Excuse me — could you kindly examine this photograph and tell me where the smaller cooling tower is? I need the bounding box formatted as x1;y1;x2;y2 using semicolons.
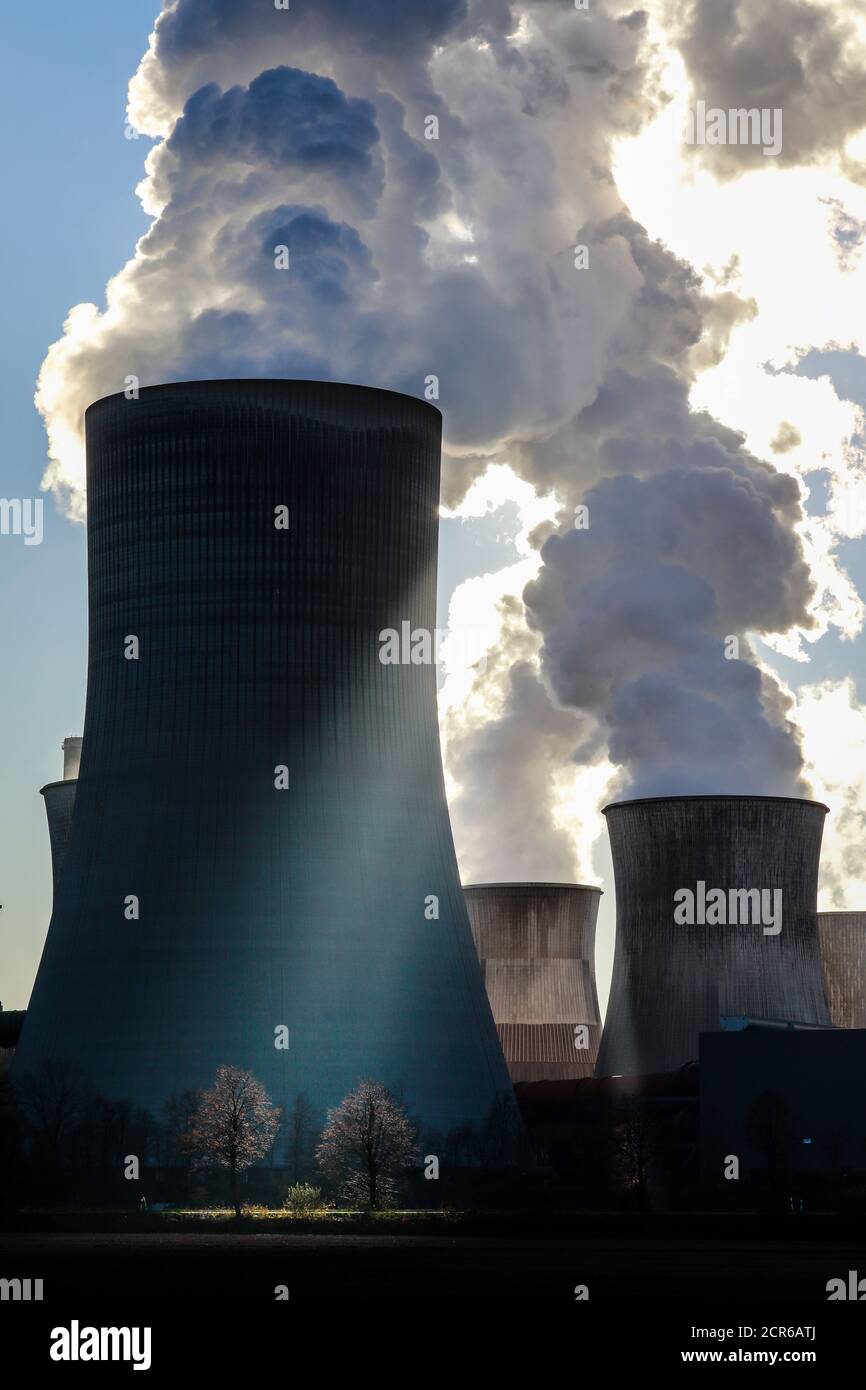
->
40;737;81;902
463;882;603;1081
597;796;831;1078
62;737;83;781
817;912;866;1028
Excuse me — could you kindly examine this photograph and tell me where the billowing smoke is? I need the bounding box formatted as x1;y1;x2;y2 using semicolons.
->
40;0;656;514
519;214;815;799
670;0;866;179
37;0;839;875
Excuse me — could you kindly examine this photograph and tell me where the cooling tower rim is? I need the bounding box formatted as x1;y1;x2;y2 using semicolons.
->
602;794;829;815
464;881;602;893
817;910;866;918
40;780;78;795
85;378;442;422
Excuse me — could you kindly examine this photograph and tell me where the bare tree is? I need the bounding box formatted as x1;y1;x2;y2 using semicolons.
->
14;1059;89;1163
315;1080;417;1210
161;1090;199;1170
614;1100;656;1208
444;1121;479;1167
187;1066;281;1217
480;1089;523;1165
288;1090;317;1182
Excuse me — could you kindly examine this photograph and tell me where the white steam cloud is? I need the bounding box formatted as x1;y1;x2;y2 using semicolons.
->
35;0;866;884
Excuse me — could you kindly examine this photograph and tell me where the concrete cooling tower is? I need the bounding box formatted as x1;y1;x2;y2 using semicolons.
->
464;883;602;1081
596;796;831;1078
15;380;511;1132
40;738;81;902
817;912;866;1028
62;736;83;780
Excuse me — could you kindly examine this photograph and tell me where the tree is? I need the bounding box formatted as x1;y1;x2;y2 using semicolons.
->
14;1058;89;1164
315;1080;417;1209
187;1066;281;1217
480;1089;524;1165
161;1090;200;1172
287;1090;317;1182
0;1076;27;1213
614;1100;657;1208
443;1121;479;1167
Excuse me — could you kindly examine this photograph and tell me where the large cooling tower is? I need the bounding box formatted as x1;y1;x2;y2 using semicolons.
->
464;883;602;1081
15;380;511;1131
596;796;831;1078
40;739;80;901
817;912;866;1028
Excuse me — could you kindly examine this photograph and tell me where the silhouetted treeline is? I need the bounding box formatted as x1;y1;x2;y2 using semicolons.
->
4;1060;864;1216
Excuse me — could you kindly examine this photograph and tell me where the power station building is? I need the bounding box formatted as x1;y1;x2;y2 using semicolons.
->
464;883;602;1081
14;380;512;1132
817;912;866;1029
596;796;832;1078
40;737;81;902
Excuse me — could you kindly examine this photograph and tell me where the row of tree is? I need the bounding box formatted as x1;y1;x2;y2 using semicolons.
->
6;1060;846;1214
189;1067;422;1216
3;1061;525;1215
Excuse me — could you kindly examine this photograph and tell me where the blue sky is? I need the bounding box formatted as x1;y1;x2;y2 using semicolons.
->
1;3;160;1006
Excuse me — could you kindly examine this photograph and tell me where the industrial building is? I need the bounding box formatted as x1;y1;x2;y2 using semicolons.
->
464;882;602;1081
700;1025;866;1190
14;380;512;1132
596;796;831;1078
40;737;80;902
817;912;866;1029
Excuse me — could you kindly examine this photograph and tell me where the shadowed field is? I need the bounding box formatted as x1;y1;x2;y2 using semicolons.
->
2;1231;862;1302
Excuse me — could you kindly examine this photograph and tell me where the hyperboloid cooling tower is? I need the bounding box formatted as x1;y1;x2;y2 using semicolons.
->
40;738;80;902
62;736;83;780
464;883;602;1081
596;796;831;1078
817;912;866;1028
15;380;511;1131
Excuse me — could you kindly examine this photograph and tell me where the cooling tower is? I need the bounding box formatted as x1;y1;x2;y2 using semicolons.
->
62;736;83;780
464;883;602;1081
15;380;511;1132
596;796;831;1078
40;782;77;902
40;739;81;902
817;912;866;1028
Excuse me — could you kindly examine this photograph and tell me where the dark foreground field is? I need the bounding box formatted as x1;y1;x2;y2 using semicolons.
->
3;1229;864;1302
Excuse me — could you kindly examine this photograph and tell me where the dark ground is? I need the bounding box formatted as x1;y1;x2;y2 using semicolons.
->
3;1230;864;1301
